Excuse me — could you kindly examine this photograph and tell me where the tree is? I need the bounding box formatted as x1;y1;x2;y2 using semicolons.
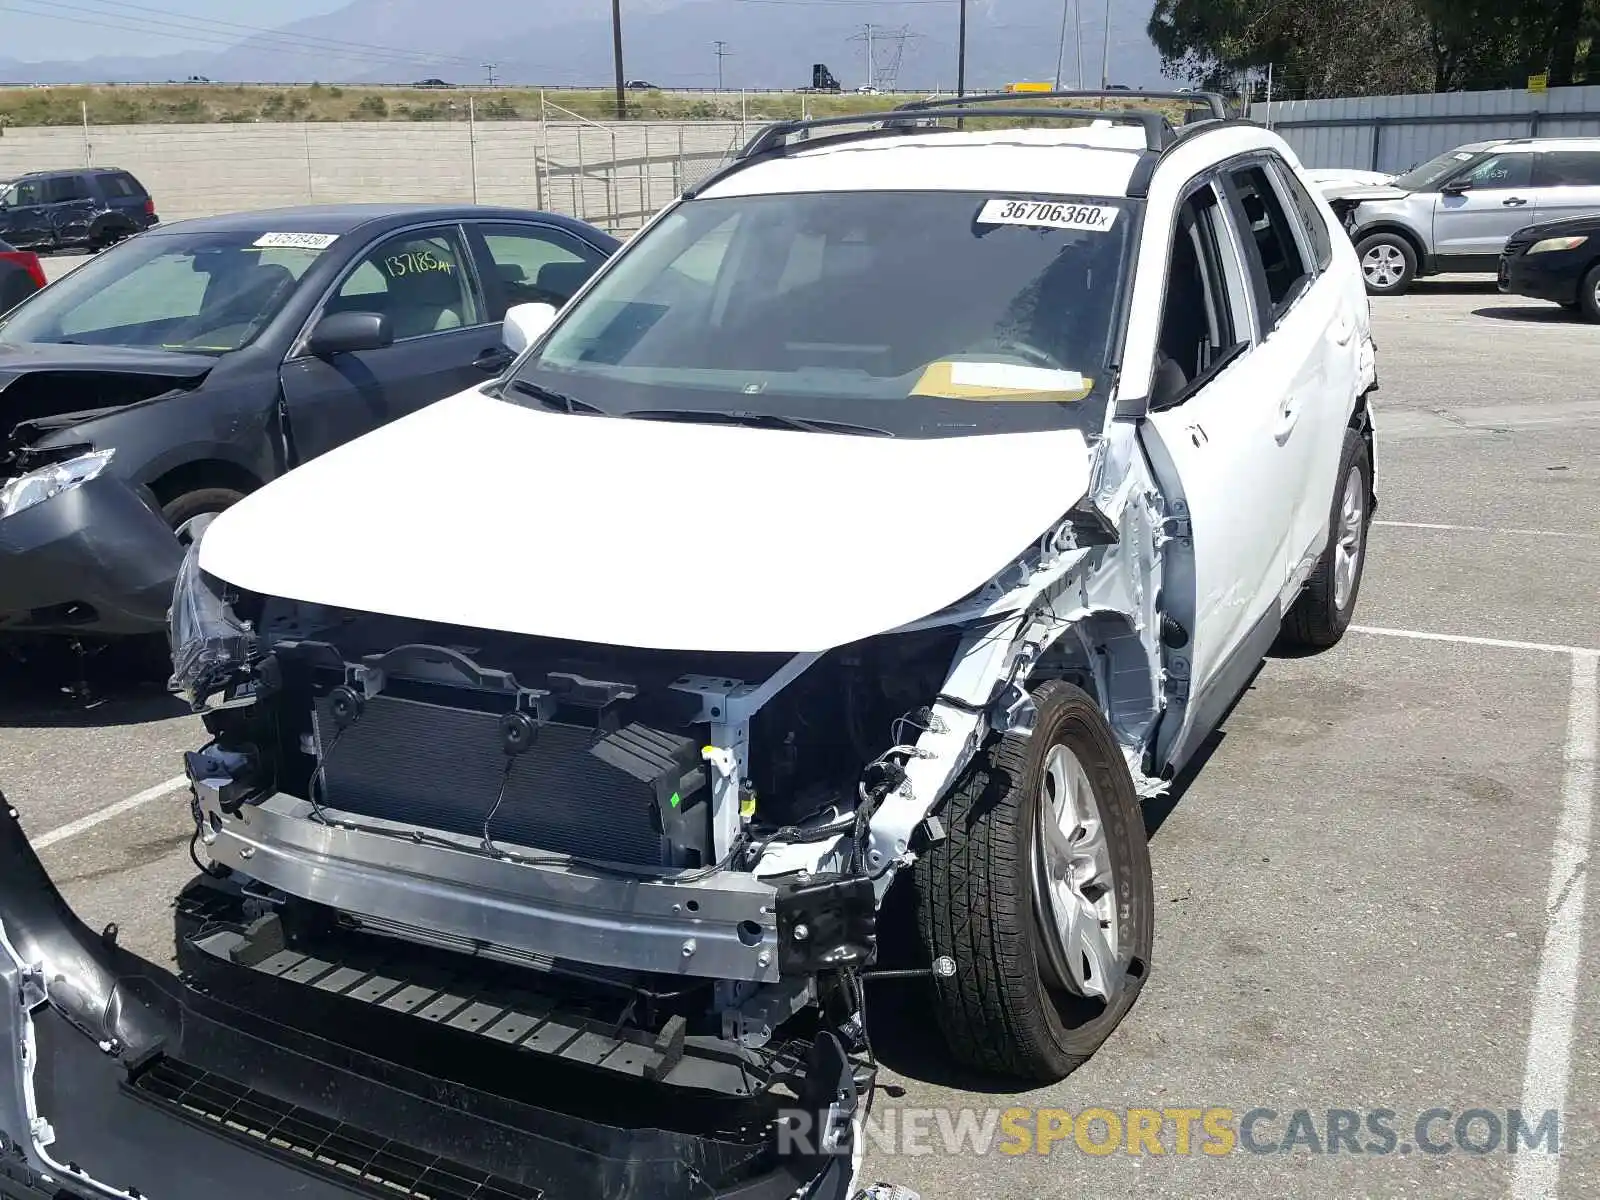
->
1149;0;1600;97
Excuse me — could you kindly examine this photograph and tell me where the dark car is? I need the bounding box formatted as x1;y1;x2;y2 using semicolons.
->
1499;213;1600;320
0;238;45;312
0;168;158;253
412;77;452;88
0;203;618;639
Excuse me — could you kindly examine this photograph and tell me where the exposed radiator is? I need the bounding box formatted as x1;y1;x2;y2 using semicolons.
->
312;694;685;867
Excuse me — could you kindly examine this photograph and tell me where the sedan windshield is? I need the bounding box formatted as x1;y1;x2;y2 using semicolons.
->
1393;148;1482;192
507;190;1135;438
0;230;326;354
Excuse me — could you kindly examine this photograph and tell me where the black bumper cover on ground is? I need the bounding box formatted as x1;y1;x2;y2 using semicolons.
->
0;801;859;1200
0;474;183;637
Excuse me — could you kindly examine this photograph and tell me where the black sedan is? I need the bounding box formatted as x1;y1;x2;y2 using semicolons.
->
0;238;45;313
0;203;617;639
1499;213;1600;320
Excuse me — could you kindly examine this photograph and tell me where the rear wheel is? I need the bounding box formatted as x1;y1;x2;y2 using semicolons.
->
1281;428;1372;649
161;487;245;545
1578;265;1600;323
915;679;1153;1081
1356;232;1417;296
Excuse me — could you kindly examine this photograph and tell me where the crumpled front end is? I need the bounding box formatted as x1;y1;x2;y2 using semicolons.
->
0;801;864;1200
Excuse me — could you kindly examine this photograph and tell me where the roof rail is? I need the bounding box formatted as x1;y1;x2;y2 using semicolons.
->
1124;117;1267;198
896;88;1231;121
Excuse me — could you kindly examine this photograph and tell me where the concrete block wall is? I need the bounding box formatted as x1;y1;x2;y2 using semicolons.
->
0;119;759;231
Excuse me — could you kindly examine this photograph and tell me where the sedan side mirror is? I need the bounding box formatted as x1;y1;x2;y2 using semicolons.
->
307;311;392;356
1441;177;1473;196
501;301;557;356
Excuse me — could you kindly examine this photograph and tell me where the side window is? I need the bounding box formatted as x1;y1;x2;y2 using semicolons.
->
327;227;482;341
475;224;606;319
1228;164;1312;319
1272;160;1334;271
8;180;43;206
1535;151;1600;188
1458;153;1532;190
1153;182;1251;404
46;176;90;203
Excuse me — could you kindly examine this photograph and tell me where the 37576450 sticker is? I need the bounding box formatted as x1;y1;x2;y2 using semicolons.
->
976;198;1118;232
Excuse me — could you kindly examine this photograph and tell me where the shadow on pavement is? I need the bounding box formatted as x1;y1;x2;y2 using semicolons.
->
0;638;186;728
1471;304;1581;324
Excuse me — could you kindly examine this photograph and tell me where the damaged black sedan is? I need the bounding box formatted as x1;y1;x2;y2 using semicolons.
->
0;204;616;641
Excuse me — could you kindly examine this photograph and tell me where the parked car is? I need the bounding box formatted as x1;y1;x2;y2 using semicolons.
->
0;238;45;312
0;92;1379;1200
0;203;618;641
412;77;452;89
626;79;657;90
1499;212;1600;319
1329;136;1600;295
0;167;158;253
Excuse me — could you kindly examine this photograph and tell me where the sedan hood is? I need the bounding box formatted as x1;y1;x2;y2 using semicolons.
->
0;341;214;448
199;388;1094;653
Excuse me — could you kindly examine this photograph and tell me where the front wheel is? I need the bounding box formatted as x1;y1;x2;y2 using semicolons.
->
1578;265;1600;323
1356;232;1417;296
161;487;245;545
915;679;1154;1081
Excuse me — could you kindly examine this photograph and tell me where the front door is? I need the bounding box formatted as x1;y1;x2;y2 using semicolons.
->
1433;151;1537;261
0;179;50;250
280;224;504;463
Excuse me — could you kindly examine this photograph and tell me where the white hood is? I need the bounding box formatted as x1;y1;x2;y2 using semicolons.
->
199;388;1094;653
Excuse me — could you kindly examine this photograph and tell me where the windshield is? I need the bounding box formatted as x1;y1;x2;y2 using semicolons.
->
1393;148;1483;192
507;190;1135;439
0;230;327;354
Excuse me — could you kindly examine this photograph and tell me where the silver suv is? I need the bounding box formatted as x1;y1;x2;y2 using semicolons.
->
1330;137;1600;295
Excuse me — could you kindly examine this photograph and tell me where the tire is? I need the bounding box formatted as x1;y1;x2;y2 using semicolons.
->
1578;265;1600;323
160;487;245;545
1281;428;1372;649
1355;232;1417;296
914;679;1154;1081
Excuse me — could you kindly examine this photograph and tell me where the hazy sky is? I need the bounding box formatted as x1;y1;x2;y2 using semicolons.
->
4;0;350;62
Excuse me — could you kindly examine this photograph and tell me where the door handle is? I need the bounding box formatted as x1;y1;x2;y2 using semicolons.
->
1273;396;1300;444
1502;197;1528;207
473;347;514;373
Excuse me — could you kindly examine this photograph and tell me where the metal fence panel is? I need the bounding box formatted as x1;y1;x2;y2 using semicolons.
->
1254;83;1600;173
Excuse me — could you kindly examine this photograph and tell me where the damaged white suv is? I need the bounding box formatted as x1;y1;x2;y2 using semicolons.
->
0;92;1377;1200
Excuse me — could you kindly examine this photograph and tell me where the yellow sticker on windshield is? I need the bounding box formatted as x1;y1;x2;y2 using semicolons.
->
912;360;1093;402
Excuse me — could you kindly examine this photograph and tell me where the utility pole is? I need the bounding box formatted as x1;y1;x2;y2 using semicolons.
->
1099;0;1111;89
611;0;626;120
713;40;731;91
1053;0;1070;89
956;0;967;97
848;24;879;90
483;62;498;87
1263;61;1274;128
1074;0;1083;89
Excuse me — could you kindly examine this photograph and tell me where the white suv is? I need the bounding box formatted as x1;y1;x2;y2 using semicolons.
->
0;92;1379;1200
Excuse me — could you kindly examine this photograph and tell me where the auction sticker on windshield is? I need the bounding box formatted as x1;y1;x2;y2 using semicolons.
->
977;199;1117;232
253;232;340;250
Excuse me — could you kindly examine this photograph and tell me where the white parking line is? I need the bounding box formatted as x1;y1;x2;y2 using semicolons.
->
1350;625;1600;658
1513;652;1598;1200
1373;520;1597;540
28;774;190;851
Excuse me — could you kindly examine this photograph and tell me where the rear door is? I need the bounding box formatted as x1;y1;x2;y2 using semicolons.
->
1432;151;1537;260
44;174;96;246
1140;177;1298;774
1532;148;1600;223
280;223;502;462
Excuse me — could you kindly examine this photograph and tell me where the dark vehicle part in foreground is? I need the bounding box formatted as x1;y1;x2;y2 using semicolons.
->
1499;214;1600;320
0;168;157;253
0;240;45;313
0;800;866;1200
0;204;617;640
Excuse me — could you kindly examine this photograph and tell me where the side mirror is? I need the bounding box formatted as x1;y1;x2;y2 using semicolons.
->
1441;177;1473;196
307;311;392;356
501;301;557;355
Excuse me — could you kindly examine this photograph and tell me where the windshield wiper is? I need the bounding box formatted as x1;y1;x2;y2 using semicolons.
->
622;408;893;437
506;378;606;416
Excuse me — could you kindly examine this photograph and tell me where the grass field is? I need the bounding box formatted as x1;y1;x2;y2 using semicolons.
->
0;83;927;127
0;83;1203;128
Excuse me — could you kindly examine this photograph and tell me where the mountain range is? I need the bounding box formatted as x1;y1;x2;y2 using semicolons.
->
0;0;1174;92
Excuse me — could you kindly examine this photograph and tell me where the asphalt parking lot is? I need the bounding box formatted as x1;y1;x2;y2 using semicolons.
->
2;278;1598;1199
